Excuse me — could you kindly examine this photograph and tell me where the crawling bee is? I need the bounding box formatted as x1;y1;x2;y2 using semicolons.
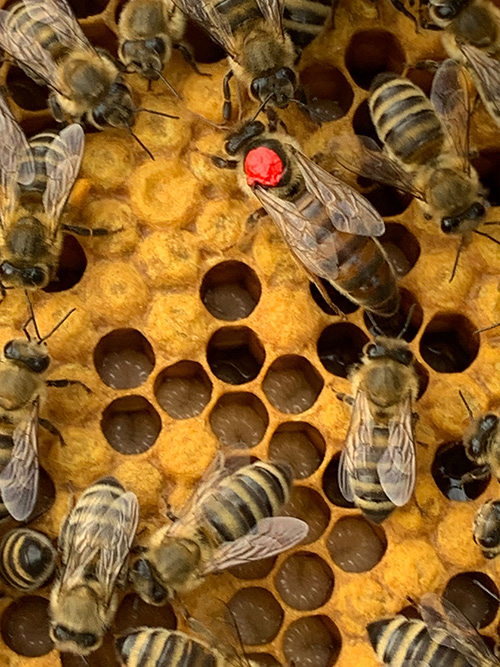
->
174;0;333;120
130;453;308;605
214;120;399;316
49;476;139;655
338;335;419;523
0;528;56;591
474;499;500;559
368;592;500;665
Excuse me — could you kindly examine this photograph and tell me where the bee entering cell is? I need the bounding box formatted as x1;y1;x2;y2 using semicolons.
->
317;323;368;378
268;422;325;480
326;516;387;573
345;30;405;90
283;616;341;667
443;572;499;629
226;587;284;646
275;552;334;611
1;595;53;657
155;361;212;419
432;441;491;501
201;261;261;321
300;65;354;123
207;327;265;385
94;328;155;390
101;396;161;454
209;392;269;448
262;355;324;414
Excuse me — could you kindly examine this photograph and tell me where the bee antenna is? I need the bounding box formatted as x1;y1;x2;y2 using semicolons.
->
157;72;182;100
127;126;155;160
449;235;465;283
472;579;500;602
397;303;416;339
38;308;76;344
24;290;41;341
474;321;500;334
473;229;500;247
250;93;273;123
458;389;475;420
136;107;179;119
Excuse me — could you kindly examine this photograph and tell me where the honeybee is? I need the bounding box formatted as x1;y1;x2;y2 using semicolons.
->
474;499;500;559
214;120;400;316
368;592;500;665
49;476;139;655
0;527;56;591
130;453;308;605
174;0;333;120
337;336;419;523
460;401;500;483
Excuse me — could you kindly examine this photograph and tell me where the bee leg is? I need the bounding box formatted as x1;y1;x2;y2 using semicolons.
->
48;95;66;124
222;70;234;122
389;0;419;28
411;59;440;72
165;502;179;522
461;464;491;485
266;107;287;134
336;392;355;407
209;155;239;170
46;378;92;394
175;43;210;77
39;418;66;447
61;224;121;236
308;274;346;318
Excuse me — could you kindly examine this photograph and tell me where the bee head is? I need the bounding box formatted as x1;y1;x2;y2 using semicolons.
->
474;500;500;556
441;202;486;234
50;587;105;655
130;556;169;605
120;38;169;80
0;261;49;289
93;82;136;129
363;338;414;366
3;339;50;373
464;413;499;461
250;67;297;109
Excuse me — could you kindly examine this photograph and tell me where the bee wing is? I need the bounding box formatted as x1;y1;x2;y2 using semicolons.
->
43;124;85;233
21;0;94;55
293;149;386;236
0;400;39;521
254;185;340;280
173;0;237;58
430;58;471;170
255;0;284;37
459;43;500;122
419;593;499;666
338;389;375;503
377;395;416;506
201;517;309;574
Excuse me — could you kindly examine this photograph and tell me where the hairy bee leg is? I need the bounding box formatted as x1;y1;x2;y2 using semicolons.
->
461;464;491;485
175;43;210;77
165;503;179;522
209;154;239;170
336;392;355;406
222;70;234;121
61;224;120;236
39;418;66;447
266;107;287;133
46;378;92;394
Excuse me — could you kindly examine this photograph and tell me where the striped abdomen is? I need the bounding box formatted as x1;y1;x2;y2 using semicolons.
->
0;528;56;591
214;0;262;36
369;73;445;166
368;615;470;666
6;2;67;62
200;462;292;545
116;629;219;667
283;0;333;49
289;188;399;316
18;132;58;205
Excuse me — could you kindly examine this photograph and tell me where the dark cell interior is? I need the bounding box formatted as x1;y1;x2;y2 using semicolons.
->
230;556;277;580
6;66;49;112
432;442;491;501
209;392;269;448
282;616;342;667
380;223;421;278
326;516;387;573
68;0;108;17
1;596;53;657
300;64;354;123
309;280;359;316
283;487;330;544
44;235;87;294
473;150;500;206
268;422;325;480
27;467;56;524
207;326;265;385
363;183;412;217
317;322;368;378
246;653;282;667
352;99;380;144
363;289;423;343
419;313;480;373
114;594;177;632
94;328;155;389
184;20;226;63
443;572;499;629
322;453;356;509
155;360;212;419
262;355;324;414
345;30;405;90
201;261;261;321
275;552;334;610
406;66;435;96
227;587;284;646
101;395;161;454
414;361;430;400
60;634;118;667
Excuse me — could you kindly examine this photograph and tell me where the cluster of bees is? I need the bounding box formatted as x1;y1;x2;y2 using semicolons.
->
2;0;500;664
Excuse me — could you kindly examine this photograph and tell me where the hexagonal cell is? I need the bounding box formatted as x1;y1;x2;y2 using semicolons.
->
352;99;380;144
300;64;354;123
60;634;119;667
309;279;359;316
27;467;56;523
207;327;266;385
44;235;87;293
69;0;108;16
227;587;283;645
443;572;499;629
268;422;325;480
94;328;155;390
420;313;479;373
184;20;226;62
262;356;324;414
322;453;356;509
326;516;387;573
230;556;276;580
114;593;177;632
6;66;48;111
275;552;334;610
209;392;269;448
1;595;53;657
283;487;330;544
345;30;406;90
201;261;261;321
363;290;423;343
283;616;341;667
155;361;212;419
363;184;413;217
432;442;491;501
415;361;430;400
406;67;435;96
380;223;421;278
101;396;161;454
317;323;368;378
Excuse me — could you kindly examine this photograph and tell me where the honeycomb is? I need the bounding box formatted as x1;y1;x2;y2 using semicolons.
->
2;0;500;665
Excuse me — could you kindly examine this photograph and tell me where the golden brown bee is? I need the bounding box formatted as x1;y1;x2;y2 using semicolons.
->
49;476;139;655
174;0;333;120
0;528;56;591
130;453;307;606
474;499;500;559
215;120;400;316
368;592;500;666
338;336;419;523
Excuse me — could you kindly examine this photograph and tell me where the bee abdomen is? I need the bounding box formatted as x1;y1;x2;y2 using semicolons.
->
367;616;470;666
201;462;293;543
6;2;65;59
20;132;58;196
215;0;261;35
369;73;444;166
0;528;56;591
116;628;218;667
283;0;332;49
350;439;395;524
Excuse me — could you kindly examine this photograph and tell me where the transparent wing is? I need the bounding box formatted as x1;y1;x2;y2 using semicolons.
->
254;185;340;280
293;149;386;236
173;0;237;57
336;135;425;200
419;593;499;667
0;401;39;521
43;124;85;234
255;0;284;37
202;517;308;574
377;395;416;506
22;0;94;54
430;58;470;169
338;390;375;502
460;43;500;122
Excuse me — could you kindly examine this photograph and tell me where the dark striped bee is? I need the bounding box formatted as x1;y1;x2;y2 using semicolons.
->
174;0;333;120
130;453;308;606
0;528;56;591
474;499;500;559
214;120;400;317
49;477;139;655
337;336;418;523
368;592;500;666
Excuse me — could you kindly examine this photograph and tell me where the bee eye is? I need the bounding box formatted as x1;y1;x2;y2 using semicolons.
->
441;216;460;233
25;355;50;373
79;633;98;648
250;77;266;99
3;340;17;360
434;4;456;19
21;266;46;286
133;558;152;578
54;625;71;642
276;67;296;85
365;343;378;357
468;202;486;220
144;37;165;55
0;261;15;277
